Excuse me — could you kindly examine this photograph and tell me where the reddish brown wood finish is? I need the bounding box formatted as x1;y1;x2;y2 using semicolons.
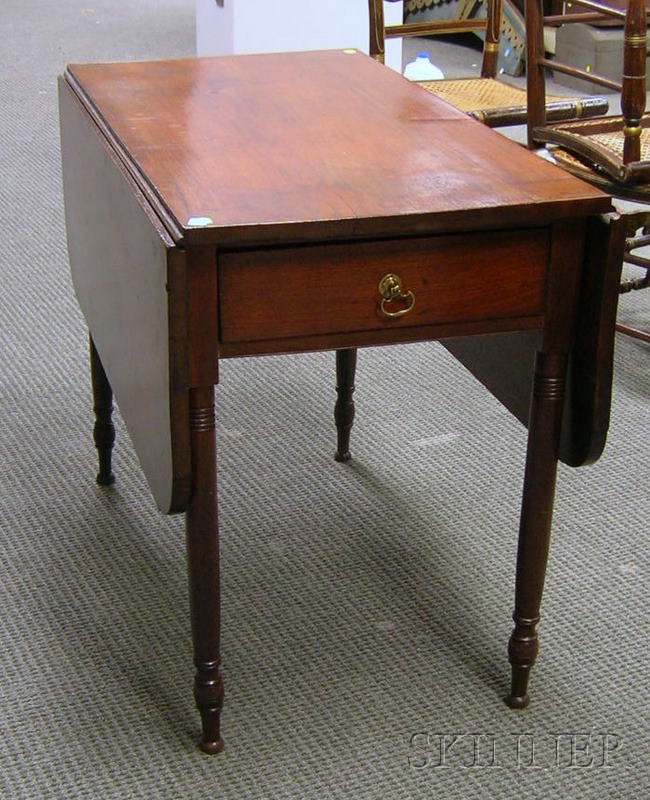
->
506;218;585;707
59;51;618;753
218;230;547;349
65;51;609;248
442;213;625;468
186;386;224;754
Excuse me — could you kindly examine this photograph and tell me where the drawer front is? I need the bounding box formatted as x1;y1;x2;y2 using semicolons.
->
218;230;547;344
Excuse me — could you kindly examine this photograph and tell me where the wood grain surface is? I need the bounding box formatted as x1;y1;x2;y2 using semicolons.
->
65;50;610;247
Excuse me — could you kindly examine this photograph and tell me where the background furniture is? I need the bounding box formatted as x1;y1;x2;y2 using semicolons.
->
526;0;650;341
554;14;650;92
196;0;404;71
369;0;608;125
403;0;529;75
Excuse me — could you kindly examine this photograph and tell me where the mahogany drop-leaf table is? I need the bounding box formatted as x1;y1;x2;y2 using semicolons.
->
59;50;622;752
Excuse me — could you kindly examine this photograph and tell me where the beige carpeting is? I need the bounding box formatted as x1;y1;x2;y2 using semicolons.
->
0;2;648;798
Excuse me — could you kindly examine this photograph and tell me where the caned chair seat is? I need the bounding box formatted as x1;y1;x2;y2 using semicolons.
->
418;76;607;125
534;116;650;186
419;76;528;111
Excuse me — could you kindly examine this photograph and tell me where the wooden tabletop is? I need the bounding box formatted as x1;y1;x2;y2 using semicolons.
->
65;49;611;246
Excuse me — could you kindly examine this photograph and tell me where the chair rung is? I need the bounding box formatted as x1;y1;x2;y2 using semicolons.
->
385;19;485;38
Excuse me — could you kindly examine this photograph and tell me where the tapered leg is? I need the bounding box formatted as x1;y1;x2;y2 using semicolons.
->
186;386;224;753
89;336;115;486
507;352;567;708
334;348;357;462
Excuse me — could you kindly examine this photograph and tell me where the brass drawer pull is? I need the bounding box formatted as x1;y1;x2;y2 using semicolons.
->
378;273;415;318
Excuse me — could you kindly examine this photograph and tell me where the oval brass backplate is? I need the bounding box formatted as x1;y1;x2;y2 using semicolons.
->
378;273;415;318
378;273;403;300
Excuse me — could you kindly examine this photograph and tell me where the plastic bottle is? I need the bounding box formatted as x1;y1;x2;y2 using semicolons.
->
403;51;444;81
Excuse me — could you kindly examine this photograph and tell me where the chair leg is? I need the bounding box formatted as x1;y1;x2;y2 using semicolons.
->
617;215;650;341
89;336;115;486
334;348;357;462
507;352;566;708
618;256;649;341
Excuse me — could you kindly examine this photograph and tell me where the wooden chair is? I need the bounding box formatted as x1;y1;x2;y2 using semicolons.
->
525;0;650;342
368;0;609;126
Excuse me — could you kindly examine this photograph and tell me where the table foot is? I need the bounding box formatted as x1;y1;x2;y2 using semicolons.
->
506;687;530;710
194;660;225;753
96;465;115;486
334;348;357;462
506;615;539;708
89;336;116;486
199;736;225;755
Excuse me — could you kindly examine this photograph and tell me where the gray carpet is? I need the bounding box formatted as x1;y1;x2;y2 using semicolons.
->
1;2;648;798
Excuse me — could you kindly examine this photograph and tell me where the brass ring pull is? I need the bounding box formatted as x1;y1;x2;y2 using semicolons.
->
378;273;416;318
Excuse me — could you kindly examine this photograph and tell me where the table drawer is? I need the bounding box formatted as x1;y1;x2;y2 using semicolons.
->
218;230;547;344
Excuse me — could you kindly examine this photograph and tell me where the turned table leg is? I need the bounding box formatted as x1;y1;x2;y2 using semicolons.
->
186;386;224;753
334;348;357;462
507;352;567;708
89;336;115;486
